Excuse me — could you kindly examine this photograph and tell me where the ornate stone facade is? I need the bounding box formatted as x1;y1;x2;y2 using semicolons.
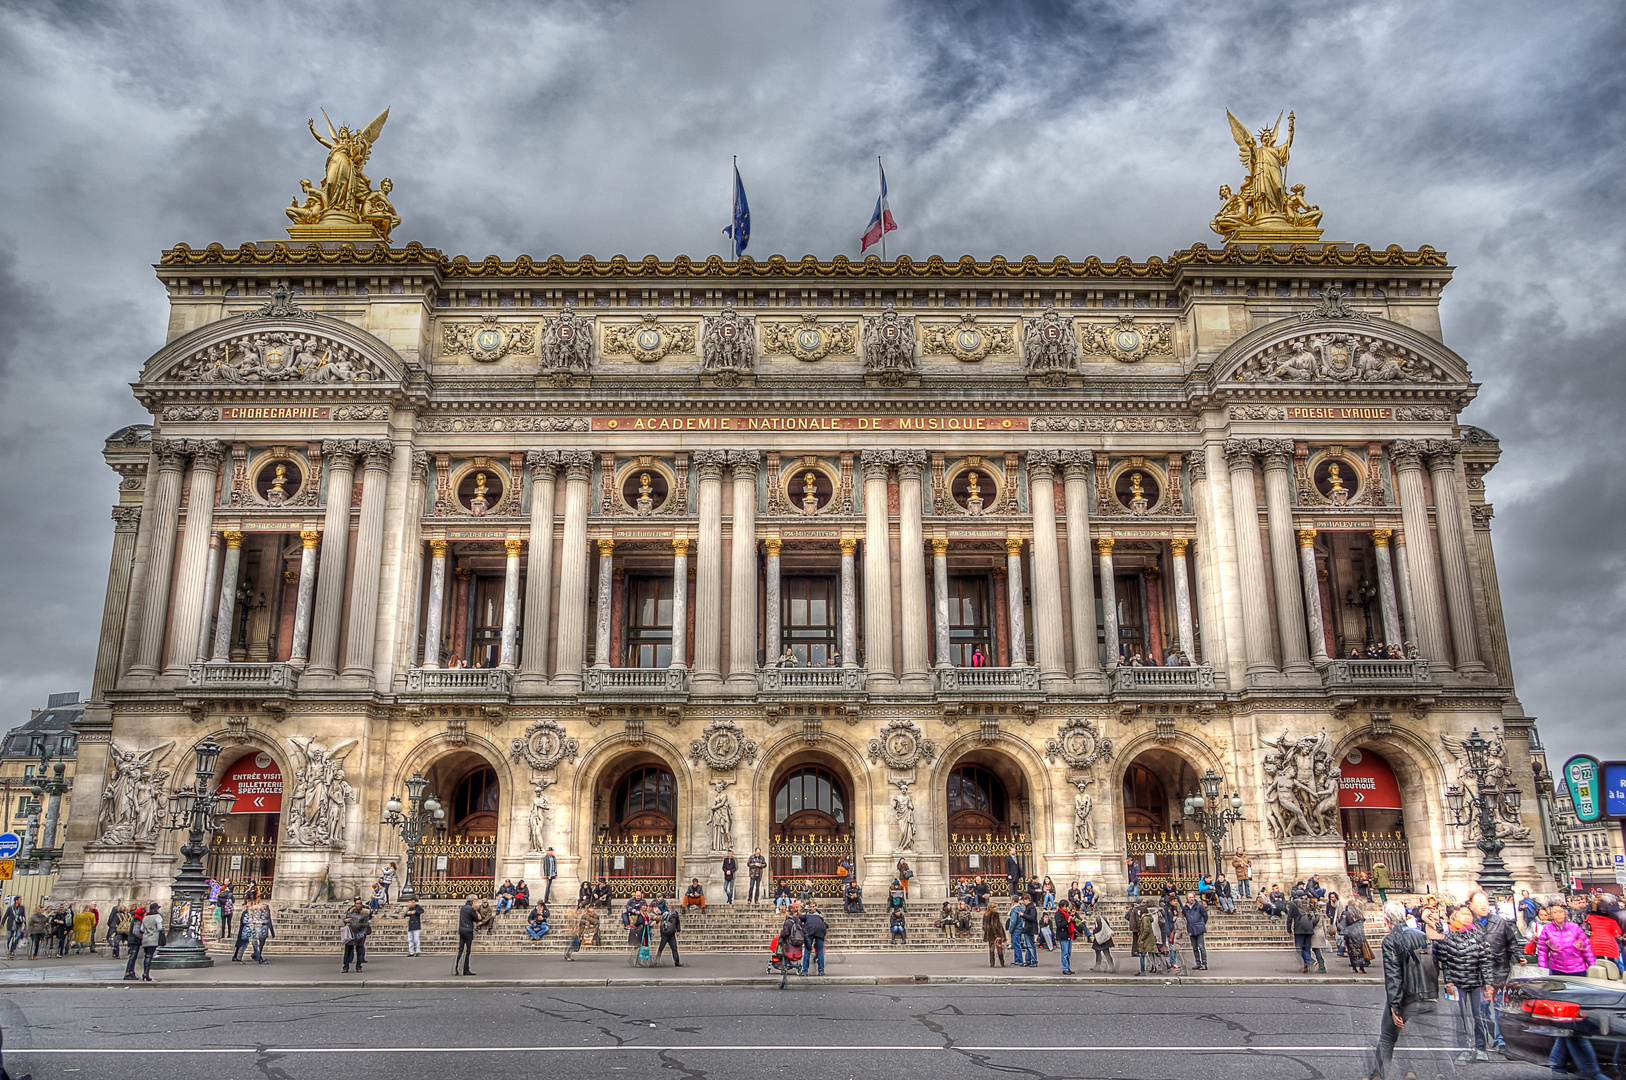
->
53;173;1550;908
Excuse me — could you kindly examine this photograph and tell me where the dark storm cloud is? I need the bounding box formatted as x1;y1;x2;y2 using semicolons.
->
1;0;1622;773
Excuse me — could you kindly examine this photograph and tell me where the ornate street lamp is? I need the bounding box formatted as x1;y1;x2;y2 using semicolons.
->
1442;727;1517;897
382;771;443;903
20;750;70;874
151;737;237;969
1182;768;1245;884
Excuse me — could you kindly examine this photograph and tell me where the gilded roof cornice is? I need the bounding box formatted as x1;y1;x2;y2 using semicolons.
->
159;242;1447;279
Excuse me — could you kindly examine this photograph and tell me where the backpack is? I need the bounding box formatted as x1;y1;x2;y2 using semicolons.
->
661;913;679;936
786;919;807;947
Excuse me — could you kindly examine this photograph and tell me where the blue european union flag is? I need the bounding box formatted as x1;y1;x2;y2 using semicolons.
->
722;163;750;259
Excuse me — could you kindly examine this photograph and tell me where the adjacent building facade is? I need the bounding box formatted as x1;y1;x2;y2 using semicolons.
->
54;126;1553;905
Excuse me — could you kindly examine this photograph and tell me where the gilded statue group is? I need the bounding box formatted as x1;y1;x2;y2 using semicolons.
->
286;109;400;240
1210;110;1323;241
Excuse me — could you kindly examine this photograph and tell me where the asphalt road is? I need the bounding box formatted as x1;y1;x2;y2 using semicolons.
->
2;984;1543;1080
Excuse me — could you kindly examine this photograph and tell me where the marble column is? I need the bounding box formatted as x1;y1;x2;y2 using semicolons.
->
305;442;358;677
1260;441;1312;674
1371;529;1405;650
553;450;594;687
520;451;559;679
1097;537;1119;667
1027;451;1067;686
1425;441;1488;674
209;529;244;661
195;532;224;663
420;539;447;667
1393;531;1420;653
726;451;761;687
860;451;896;684
897;451;931;689
165;440;225;673
1170;537;1196;663
1298;528;1330;663
1061;450;1101;681
342;440;394;678
90;505;142;699
592;538;614;669
1390;441;1452;667
930;537;950;667
691;450;727;689
839;536;858;668
1224;440;1277;675
670;537;690;669
1004;538;1028;666
763;537;782;664
130;440;188;676
499;536;523;669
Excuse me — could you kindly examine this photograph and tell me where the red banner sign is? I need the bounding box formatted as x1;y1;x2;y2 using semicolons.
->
1338;749;1402;809
218;752;283;814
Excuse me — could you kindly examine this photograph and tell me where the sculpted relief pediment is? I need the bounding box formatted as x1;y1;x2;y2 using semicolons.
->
1216;316;1470;387
142;311;405;389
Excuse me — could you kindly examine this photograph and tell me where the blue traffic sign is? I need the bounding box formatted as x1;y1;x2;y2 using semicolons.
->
1603;761;1626;819
0;833;20;860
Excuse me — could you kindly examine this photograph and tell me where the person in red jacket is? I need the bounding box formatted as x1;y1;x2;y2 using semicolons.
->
1585;899;1623;977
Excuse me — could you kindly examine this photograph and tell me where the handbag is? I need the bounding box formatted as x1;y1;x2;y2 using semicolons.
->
1361;940;1374;962
638;944;651;960
836;865;849;878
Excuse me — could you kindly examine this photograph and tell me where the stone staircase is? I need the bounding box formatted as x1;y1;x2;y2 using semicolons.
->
210;897;1390;956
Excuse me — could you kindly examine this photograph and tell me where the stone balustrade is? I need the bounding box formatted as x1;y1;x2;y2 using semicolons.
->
186;661;299;689
931;666;1041;692
582;667;692;694
758;666;865;693
1111;664;1217;692
404;667;515;694
1321;659;1434;686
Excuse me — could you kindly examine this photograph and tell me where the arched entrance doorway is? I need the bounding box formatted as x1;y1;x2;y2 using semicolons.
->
208;747;283;899
768;756;856;896
1337;745;1415;891
944;751;1032;895
1122;749;1210;892
413;751;500;899
590;757;679;898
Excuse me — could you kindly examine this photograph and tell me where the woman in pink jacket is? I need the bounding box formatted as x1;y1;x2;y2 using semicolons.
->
1536;903;1594;976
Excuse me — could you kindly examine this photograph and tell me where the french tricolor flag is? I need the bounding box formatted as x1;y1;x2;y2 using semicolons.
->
861;159;898;254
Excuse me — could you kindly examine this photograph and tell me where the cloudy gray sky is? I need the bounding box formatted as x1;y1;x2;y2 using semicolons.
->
1;0;1622;772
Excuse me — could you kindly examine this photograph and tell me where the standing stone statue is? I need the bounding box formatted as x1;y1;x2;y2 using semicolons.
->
527;779;555;853
707;778;735;853
1070;779;1096;850
889;777;917;852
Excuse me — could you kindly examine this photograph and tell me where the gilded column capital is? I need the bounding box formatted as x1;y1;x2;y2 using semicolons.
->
930;537;949;557
1059;448;1095;481
1370;528;1393;547
1388;439;1428;471
693;448;729;480
428;537;448;558
223;528;244;549
1026;449;1063;482
1187;452;1208;484
1258;439;1296;472
559;449;595;480
596;537;615;558
504;537;524;558
187;439;227;472
1096;536;1115;556
111;505;142;532
763;537;782;557
839;536;857;557
525;448;561;478
1170;537;1189;557
1297;528;1317;547
672;536;690;558
152;437;191;471
1223;438;1260;471
991;564;1007;579
896;449;929;480
1005;537;1024;557
411;450;432;484
455;567;473;581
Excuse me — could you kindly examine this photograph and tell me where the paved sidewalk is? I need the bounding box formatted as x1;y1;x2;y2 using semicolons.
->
0;945;1382;988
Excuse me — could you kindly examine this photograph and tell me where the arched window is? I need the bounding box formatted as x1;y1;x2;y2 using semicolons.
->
773;766;846;825
615;766;675;824
451;765;499;826
1122;763;1166;835
947;765;1007;821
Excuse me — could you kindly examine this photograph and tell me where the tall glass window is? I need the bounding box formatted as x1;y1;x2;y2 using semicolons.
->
628;577;674;668
782;576;838;666
948;576;992;666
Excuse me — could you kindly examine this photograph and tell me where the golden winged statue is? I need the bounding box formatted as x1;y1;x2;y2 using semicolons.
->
285;107;399;241
1210;109;1323;243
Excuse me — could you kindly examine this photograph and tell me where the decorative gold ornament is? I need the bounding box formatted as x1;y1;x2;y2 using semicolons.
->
1170;538;1189;557
429;538;448;558
1297;528;1317;547
1077;314;1175;363
301;527;321;549
441;315;537;363
763;537;783;557
596;537;615;558
223;529;244;549
1370;528;1393;547
921;314;1014;362
603;315;696;362
285;108;398;241
1096;537;1115;556
762;315;857;362
930;537;949;557
1004;537;1024;557
1211;109;1324;243
672;537;690;558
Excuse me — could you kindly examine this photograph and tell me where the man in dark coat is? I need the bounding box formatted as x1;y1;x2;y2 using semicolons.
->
800;903;829;975
1182;891;1210;970
541;847;558;904
1436;905;1495;1062
656;905;682;967
721;849;738;904
1019;898;1041;967
454;895;477;976
1467;890;1519;1054
1370;899;1431;1080
1004;848;1024;900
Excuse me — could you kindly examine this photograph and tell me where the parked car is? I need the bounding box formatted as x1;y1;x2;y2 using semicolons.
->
1497;976;1626;1078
